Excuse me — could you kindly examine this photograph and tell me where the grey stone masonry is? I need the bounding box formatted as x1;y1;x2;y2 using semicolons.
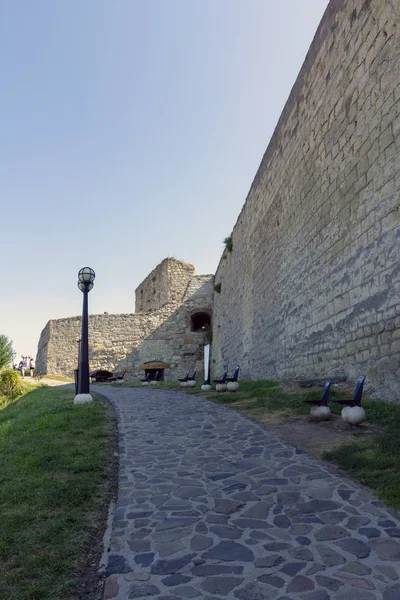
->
212;0;400;400
96;386;400;600
135;258;195;313
35;258;213;381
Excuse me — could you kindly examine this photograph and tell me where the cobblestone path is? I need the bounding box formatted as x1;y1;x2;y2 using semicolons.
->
96;386;400;600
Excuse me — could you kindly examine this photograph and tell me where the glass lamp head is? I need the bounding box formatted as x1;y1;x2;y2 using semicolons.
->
78;280;94;292
78;267;95;284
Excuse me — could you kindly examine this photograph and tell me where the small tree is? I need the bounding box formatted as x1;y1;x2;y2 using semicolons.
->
0;335;15;369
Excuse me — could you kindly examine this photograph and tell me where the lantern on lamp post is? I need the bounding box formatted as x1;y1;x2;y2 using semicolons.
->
74;267;95;404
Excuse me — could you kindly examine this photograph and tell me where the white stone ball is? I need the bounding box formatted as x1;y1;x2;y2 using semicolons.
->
310;405;331;422
187;380;196;388
180;381;188;388
74;393;93;405
142;381;149;386
201;384;212;391
216;383;227;393
341;406;351;423
150;380;158;385
227;382;239;392
343;405;366;425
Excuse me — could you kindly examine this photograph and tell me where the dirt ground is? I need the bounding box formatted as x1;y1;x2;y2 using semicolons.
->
244;409;382;457
219;381;381;458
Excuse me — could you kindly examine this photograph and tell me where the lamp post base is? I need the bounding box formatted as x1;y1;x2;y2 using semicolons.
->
74;393;93;404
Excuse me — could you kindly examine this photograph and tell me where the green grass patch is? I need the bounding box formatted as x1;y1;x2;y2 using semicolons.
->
0;386;115;600
324;398;400;511
41;374;74;383
204;380;350;414
323;435;400;511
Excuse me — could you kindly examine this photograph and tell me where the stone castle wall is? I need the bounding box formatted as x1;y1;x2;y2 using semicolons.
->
124;277;214;380
36;312;170;377
135;258;195;312
212;0;400;399
36;260;214;381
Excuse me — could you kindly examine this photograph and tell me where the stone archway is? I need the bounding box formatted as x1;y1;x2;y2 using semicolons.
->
190;310;211;332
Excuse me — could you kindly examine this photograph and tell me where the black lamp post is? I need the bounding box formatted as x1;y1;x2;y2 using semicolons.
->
74;267;95;404
74;337;81;396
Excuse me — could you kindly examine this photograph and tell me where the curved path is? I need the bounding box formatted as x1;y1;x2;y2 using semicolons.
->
96;386;400;600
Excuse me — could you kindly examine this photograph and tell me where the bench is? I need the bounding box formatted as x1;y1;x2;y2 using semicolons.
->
141;373;151;385
185;369;197;388
304;379;332;421
150;370;160;385
226;365;240;383
107;370;126;383
178;371;190;383
213;369;228;392
333;375;366;425
304;379;332;407
213;369;228;385
225;365;240;392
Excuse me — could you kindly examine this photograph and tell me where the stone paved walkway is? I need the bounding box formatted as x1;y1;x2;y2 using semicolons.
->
95;386;400;600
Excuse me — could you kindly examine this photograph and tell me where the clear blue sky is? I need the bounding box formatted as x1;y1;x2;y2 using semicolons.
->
0;0;329;363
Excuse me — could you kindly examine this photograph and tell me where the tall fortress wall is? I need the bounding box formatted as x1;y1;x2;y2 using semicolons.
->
37;0;400;399
212;0;400;399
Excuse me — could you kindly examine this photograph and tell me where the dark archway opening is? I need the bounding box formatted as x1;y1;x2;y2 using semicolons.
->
191;312;211;332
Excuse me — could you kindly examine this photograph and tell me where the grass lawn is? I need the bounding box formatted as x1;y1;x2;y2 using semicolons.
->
26;373;74;383
323;405;400;511
0;384;116;600
42;374;74;382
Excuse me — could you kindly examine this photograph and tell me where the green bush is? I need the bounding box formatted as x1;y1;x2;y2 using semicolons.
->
0;368;23;399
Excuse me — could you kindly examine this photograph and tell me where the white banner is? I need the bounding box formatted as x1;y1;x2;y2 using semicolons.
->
204;344;210;383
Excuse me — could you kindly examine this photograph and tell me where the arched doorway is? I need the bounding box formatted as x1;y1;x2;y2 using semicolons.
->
190;311;211;332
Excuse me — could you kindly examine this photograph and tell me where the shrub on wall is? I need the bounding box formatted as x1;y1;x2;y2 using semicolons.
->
202;324;213;343
223;236;233;253
213;283;222;294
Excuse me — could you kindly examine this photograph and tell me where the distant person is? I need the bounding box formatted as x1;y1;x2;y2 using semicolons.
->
13;363;18;370
29;358;35;377
19;358;27;378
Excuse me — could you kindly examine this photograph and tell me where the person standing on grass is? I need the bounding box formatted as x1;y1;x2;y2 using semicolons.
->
29;357;35;377
20;357;27;378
